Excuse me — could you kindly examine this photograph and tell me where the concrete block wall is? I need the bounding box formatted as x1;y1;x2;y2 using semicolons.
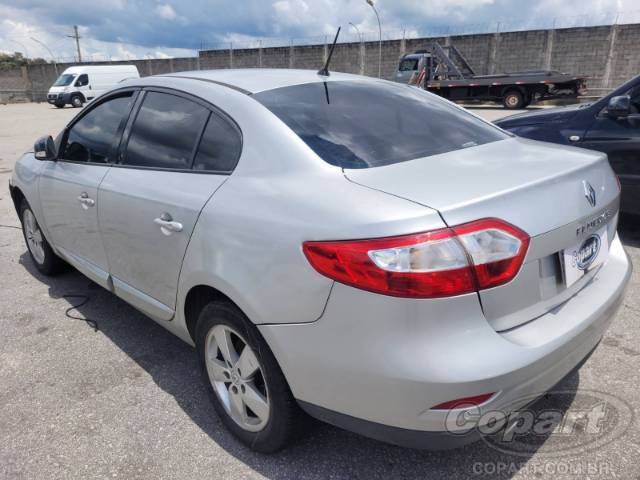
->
608;24;640;89
292;45;325;70
0;67;30;102
1;23;639;103
495;29;549;73
551;26;613;89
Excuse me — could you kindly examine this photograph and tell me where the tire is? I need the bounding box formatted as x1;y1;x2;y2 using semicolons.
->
71;95;83;108
195;301;307;452
503;90;525;109
54;103;65;109
19;200;66;275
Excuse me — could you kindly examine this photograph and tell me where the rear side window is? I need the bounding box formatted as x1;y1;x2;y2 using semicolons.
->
62;92;134;163
193;113;242;172
123;91;209;169
254;81;508;169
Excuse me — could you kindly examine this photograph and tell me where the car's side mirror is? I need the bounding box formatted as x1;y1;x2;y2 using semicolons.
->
34;135;57;161
607;95;631;119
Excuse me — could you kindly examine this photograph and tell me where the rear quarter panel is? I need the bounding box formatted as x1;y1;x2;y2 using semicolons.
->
176;169;444;326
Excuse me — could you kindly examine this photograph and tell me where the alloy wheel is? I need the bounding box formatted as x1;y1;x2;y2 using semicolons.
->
23;209;45;265
205;324;270;432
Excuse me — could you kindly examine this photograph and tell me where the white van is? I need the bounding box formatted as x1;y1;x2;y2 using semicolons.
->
47;65;140;108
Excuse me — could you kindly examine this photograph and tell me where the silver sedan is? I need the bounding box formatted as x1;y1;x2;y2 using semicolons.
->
9;69;632;452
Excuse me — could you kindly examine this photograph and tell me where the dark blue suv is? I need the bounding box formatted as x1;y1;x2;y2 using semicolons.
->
496;75;640;216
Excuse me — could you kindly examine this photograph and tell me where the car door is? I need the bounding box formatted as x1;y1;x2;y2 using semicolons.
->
38;90;137;288
582;86;640;214
98;89;241;321
74;73;94;101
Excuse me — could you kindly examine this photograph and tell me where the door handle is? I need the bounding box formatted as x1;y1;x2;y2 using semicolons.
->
77;192;95;208
154;213;183;235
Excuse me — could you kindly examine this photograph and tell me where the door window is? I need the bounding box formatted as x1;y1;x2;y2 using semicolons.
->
627;85;640;112
399;59;418;72
193;112;242;172
61;92;134;163
123;92;209;170
75;74;89;87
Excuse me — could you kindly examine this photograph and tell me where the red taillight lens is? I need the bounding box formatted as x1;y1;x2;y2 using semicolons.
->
453;219;530;290
303;218;529;298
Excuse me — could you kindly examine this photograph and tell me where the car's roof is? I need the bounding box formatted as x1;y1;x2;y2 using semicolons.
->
158;68;378;94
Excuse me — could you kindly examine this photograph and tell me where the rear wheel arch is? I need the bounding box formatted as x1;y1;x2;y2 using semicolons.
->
184;284;242;343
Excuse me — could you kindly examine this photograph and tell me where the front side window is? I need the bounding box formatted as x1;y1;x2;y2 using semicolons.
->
254;81;508;169
75;74;89;87
624;84;640;111
123;92;209;169
61;92;134;163
399;59;418;72
53;74;75;87
193;113;242;172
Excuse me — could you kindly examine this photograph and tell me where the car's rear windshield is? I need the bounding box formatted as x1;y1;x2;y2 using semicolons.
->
53;74;76;87
254;80;508;169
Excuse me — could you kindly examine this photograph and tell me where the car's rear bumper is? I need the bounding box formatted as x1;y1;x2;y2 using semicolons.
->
297;340;599;449
259;234;631;448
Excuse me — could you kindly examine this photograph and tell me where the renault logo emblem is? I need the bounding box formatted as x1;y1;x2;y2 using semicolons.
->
583;181;596;207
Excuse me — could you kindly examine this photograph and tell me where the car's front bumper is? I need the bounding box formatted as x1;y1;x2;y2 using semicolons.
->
259;234;631;448
47;93;70;105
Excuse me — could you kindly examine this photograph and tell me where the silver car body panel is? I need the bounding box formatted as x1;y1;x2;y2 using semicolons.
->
38;161;112;290
260;234;630;432
343;137;617;236
344;137;620;330
160;68;368;94
98;168;227;315
12;154;51;242
10;69;632;441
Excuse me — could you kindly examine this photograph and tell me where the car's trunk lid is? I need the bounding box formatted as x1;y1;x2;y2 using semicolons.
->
345;137;620;330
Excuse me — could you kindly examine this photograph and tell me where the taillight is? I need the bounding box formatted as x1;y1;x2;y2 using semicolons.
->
452;219;530;290
303;218;529;298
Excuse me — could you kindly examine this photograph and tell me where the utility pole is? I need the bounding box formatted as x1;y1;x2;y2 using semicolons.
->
67;25;82;62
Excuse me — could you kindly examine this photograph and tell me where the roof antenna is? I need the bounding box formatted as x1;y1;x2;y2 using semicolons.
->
318;27;341;77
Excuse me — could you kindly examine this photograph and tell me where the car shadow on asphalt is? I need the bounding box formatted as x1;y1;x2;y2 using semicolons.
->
19;251;582;480
619;214;640;248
